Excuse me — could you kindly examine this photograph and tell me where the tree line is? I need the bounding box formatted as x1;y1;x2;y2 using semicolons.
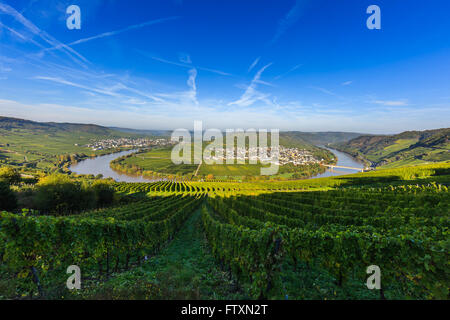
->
0;166;116;215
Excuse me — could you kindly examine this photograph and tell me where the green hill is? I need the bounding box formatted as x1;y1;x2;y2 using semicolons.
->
333;128;450;168
0;116;117;135
0;116;135;171
281;131;363;145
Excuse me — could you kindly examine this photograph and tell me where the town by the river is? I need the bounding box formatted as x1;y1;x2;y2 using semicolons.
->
69;147;364;182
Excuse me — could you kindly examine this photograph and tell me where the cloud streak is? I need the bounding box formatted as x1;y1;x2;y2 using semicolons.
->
33;76;123;97
308;86;338;97
248;57;260;72
147;54;232;76
268;0;307;46
371;99;409;106
274;63;302;80
0;2;88;67
186;68;198;106
44;16;179;52
228;63;272;107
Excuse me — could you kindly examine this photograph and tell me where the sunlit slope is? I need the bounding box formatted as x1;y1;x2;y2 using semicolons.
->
334;128;449;167
0;116;139;170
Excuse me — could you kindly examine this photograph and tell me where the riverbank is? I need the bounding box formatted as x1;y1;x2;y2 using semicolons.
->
69;146;364;183
109;147;329;181
298;146;364;179
69;149;160;183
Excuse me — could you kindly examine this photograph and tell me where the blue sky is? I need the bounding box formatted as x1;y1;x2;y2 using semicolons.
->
0;0;449;133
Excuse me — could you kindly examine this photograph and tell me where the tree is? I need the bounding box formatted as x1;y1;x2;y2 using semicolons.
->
0;167;21;185
0;181;17;211
206;174;214;180
92;180;115;207
34;174;94;215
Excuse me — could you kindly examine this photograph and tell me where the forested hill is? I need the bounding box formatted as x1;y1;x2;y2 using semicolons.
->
333;128;450;168
0;116;118;136
109;127;171;137
281;131;364;145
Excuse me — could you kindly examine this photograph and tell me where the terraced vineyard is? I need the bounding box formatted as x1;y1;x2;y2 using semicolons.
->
205;184;449;299
0;195;203;298
1;163;449;299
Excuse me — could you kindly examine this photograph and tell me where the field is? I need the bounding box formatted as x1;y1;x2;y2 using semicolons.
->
1;163;449;300
0;126;134;172
111;148;198;176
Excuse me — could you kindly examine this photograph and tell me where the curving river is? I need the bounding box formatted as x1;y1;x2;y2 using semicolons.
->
69;149;158;182
311;146;365;179
69;147;364;182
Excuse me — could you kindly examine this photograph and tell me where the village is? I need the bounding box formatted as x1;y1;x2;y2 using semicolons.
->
203;146;321;166
84;137;174;151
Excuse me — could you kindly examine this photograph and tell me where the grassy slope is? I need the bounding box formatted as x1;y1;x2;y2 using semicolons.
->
333;128;450;168
0;117;139;170
280;131;363;145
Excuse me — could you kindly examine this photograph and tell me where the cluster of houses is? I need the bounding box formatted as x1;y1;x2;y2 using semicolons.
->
84;138;173;151
203;146;320;165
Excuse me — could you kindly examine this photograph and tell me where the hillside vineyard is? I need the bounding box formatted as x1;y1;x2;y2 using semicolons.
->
1;163;448;299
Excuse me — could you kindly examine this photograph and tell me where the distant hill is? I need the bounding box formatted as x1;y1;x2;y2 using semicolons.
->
278;132;364;164
0;116;145;169
109;127;170;137
0;116;117;136
280;131;364;145
333;128;450;168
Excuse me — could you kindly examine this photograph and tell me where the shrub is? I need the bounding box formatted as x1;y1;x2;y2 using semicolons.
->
92;180;115;207
34;174;94;215
0;181;17;211
0;167;21;185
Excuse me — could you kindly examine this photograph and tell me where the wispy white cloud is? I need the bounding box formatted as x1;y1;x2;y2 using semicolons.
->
123;98;147;105
186;68;198;106
342;81;352;86
146;54;232;76
2;98;447;133
44;17;179;53
33;76;123;97
371;99;409;106
0;2;89;67
178;52;192;64
228;63;273;107
19;0;39;14
308;86;337;96
0;21;46;50
268;0;307;46
274;63;302;80
248;57;260;72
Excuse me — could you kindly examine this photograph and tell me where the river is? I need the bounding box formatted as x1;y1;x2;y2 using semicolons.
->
311;146;365;179
69;147;364;182
69;149;159;182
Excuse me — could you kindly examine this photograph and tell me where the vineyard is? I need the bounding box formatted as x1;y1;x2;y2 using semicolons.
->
0;162;449;299
205;184;449;299
0;194;203;298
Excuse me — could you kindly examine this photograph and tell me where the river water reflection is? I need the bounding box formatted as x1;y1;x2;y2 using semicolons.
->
311;146;364;179
69;150;159;182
